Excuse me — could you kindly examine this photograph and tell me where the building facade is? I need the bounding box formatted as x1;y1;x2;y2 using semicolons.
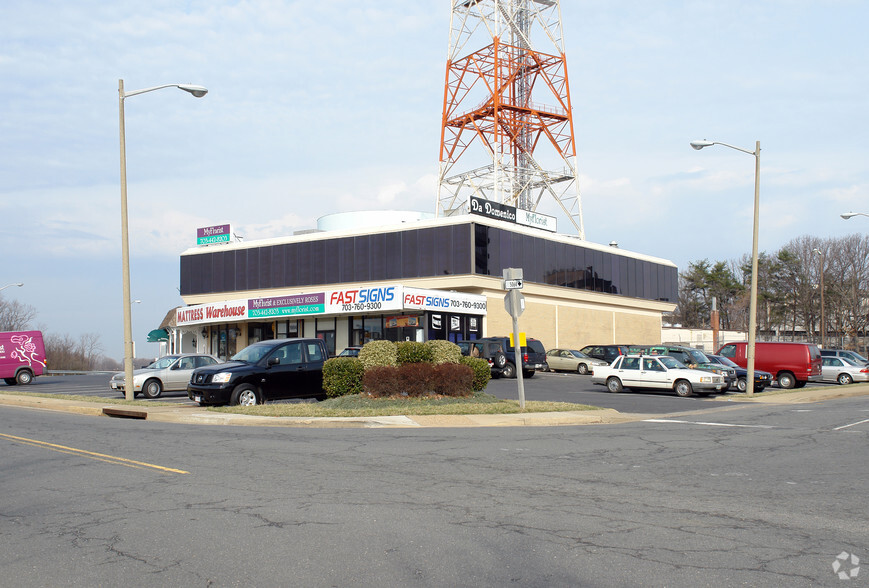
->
171;214;678;359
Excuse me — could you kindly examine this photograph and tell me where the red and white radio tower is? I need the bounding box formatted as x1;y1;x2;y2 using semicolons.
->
437;0;584;238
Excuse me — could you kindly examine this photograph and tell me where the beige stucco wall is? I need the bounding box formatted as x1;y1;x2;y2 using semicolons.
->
480;281;673;351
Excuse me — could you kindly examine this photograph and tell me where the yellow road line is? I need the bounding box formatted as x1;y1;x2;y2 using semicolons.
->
0;433;189;474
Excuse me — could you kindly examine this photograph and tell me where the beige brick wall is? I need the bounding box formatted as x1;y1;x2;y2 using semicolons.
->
483;292;665;351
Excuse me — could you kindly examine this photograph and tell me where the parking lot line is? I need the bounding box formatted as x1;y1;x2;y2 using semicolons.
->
643;419;775;429
833;418;869;431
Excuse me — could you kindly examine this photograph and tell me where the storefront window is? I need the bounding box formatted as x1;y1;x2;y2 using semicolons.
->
363;316;383;344
316;317;336;356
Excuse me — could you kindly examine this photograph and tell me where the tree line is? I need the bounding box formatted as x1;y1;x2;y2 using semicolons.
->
0;297;122;371
673;233;869;350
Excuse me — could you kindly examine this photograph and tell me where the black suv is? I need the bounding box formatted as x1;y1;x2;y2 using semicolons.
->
579;345;629;364
188;338;328;406
474;336;548;379
458;339;509;378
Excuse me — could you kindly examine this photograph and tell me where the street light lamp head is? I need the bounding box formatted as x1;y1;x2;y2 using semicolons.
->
690;140;715;150
178;84;208;98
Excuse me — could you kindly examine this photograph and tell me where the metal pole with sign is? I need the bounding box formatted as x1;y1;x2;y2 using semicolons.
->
502;268;525;409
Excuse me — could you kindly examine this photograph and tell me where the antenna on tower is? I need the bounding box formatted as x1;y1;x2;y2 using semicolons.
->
436;0;584;238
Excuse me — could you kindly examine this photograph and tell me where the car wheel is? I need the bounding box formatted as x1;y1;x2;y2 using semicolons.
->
492;352;507;369
736;377;747;392
674;380;693;397
777;372;796;389
142;379;163;399
577;363;589;375
606;377;622;393
838;373;853;385
232;384;260;406
16;370;32;385
522;370;535;379
501;362;516;379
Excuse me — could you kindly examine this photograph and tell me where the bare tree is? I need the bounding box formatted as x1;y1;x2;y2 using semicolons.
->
0;296;38;331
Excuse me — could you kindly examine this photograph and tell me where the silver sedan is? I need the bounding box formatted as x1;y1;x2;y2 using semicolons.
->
545;349;608;375
110;353;221;398
820;356;869;385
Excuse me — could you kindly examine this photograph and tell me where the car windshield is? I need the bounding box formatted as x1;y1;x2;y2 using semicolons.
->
846;351;868;363
658;356;684;369
686;349;710;364
570;350;586;358
712;355;739;368
841;356;861;367
230;343;274;364
147;356;179;369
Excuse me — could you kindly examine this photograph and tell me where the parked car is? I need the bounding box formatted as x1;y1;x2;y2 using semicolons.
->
646;345;737;389
820;356;869;385
820;348;869;366
188;338;328;406
337;346;362;357
717;342;822;389
545;348;607;375
476;336;548;379
706;354;773;392
110;353;221;398
578;345;630;364
458;339;508;378
591;354;727;397
0;330;47;385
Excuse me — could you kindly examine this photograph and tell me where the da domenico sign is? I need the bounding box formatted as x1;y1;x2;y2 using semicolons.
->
469;195;556;232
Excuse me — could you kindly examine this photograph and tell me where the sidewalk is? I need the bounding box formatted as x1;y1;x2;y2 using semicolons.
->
1;384;868;428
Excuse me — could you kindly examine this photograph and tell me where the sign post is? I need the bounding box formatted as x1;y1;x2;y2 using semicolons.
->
502;268;526;409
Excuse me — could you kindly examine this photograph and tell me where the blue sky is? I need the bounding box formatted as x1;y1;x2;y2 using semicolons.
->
1;1;866;360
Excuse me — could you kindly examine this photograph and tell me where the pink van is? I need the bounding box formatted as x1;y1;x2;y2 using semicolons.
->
0;330;47;385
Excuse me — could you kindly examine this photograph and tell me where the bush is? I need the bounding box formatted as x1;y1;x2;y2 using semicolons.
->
323;357;364;398
396;341;433;365
460;356;491;392
398;363;436;396
362;365;403;398
358;340;397;370
427;339;462;364
431;363;475;397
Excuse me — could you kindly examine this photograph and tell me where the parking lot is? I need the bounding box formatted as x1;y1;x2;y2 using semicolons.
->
3;369;841;415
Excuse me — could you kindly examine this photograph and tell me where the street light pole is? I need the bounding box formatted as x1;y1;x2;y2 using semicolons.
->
0;283;24;293
841;211;869;220
119;79;207;401
813;248;825;348
691;139;761;395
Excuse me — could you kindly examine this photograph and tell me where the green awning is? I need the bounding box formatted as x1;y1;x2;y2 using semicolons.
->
147;328;169;342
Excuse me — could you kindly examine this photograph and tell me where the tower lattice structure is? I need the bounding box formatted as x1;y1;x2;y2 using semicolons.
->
437;0;584;238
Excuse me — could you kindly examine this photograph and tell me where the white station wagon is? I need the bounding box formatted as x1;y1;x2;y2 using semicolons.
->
591;354;727;397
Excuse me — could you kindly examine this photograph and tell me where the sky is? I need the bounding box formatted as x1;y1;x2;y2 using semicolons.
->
1;0;867;360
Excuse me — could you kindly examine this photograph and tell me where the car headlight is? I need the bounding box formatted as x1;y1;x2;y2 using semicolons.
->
211;372;232;384
699;376;713;383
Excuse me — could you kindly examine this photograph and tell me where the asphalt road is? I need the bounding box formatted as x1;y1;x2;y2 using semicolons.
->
1;397;866;586
8;370;845;415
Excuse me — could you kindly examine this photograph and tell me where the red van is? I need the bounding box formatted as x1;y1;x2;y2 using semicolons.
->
716;341;822;389
0;330;47;385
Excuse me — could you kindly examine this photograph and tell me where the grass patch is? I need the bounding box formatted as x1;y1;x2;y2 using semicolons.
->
209;391;601;418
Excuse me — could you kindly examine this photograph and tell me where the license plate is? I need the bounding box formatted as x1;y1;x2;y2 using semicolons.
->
193;395;202;403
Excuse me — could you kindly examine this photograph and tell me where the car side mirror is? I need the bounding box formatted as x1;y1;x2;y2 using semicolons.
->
268;357;280;366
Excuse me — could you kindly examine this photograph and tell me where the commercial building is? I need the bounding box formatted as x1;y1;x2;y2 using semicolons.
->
168;211;678;360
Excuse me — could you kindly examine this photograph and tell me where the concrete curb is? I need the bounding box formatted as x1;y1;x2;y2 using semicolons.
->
1;384;867;427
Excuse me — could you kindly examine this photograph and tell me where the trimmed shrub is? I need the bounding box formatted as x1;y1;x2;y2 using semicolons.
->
322;357;364;398
362;365;403;398
460;356;491;392
427;339;462;365
396;341;433;365
358;340;397;370
431;363;475;397
398;362;436;396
